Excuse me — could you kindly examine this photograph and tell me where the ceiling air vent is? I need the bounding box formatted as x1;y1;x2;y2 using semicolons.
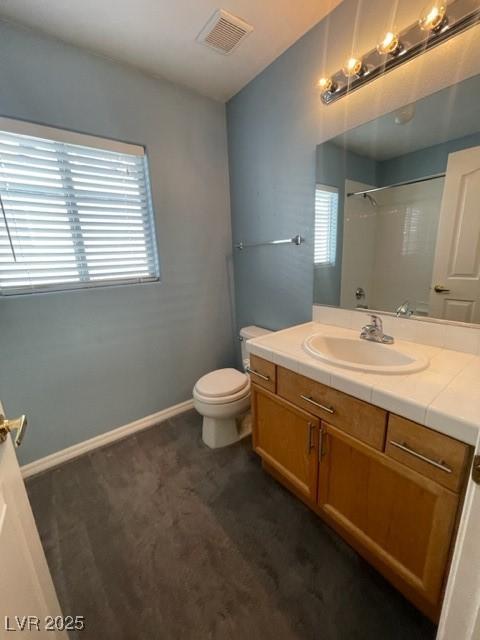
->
196;9;253;55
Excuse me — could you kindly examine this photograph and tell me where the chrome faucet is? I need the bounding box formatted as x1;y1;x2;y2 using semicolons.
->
360;314;394;344
396;300;413;317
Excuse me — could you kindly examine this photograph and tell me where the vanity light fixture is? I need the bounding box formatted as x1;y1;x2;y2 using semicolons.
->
342;57;366;78
319;0;480;105
376;31;403;56
318;77;337;93
419;2;448;32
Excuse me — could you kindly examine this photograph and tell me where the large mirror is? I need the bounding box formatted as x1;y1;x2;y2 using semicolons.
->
314;73;480;325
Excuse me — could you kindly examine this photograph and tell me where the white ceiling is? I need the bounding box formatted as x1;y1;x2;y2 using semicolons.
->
0;0;342;102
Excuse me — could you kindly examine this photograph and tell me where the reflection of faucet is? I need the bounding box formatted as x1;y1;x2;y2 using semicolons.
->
360;314;394;344
396;300;413;317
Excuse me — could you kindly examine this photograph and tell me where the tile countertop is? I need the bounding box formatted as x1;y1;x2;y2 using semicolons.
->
246;321;480;446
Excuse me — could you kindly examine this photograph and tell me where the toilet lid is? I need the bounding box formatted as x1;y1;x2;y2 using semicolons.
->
195;368;249;398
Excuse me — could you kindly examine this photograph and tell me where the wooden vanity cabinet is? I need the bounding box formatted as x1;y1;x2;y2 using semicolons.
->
318;423;459;619
250;360;472;622
251;385;319;501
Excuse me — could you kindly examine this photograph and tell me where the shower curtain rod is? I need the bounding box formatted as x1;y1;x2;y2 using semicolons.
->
347;172;445;198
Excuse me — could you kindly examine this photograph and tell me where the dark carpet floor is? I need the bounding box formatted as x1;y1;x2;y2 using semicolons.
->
26;410;437;640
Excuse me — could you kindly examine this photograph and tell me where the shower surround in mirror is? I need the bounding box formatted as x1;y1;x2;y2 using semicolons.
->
341;178;444;315
314;73;480;326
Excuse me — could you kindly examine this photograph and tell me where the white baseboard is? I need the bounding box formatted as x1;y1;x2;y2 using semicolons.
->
21;399;195;479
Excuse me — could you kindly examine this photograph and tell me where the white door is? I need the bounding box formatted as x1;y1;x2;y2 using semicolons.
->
473;606;480;640
429;146;480;323
438;449;480;640
0;407;67;638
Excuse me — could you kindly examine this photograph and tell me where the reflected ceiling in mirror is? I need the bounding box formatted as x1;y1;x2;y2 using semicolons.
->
314;73;480;326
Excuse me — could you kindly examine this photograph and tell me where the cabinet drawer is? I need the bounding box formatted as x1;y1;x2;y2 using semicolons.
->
277;366;387;450
385;415;471;493
248;354;276;392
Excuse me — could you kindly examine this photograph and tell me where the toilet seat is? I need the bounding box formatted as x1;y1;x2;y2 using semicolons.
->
196;368;249;397
194;368;250;405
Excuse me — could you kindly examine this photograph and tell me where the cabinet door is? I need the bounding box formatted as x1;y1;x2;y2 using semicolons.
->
252;385;319;501
318;423;459;617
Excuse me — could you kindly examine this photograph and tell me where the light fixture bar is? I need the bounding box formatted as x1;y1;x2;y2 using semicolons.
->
320;0;480;105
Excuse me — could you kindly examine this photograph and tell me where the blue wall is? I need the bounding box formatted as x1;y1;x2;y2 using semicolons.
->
226;19;332;332
226;0;400;333
378;132;480;185
0;22;235;464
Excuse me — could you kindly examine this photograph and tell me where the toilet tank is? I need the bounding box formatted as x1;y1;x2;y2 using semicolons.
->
239;325;272;367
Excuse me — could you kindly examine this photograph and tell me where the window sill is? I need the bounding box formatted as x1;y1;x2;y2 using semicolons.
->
0;276;161;298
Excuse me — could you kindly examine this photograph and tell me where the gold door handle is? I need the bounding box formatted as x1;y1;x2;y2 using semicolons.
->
434;285;451;293
0;414;28;447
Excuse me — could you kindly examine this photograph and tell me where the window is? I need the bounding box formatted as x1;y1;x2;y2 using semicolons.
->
314;184;338;266
0;118;159;294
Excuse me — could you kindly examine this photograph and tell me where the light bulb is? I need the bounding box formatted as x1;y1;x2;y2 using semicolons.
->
343;57;365;78
419;2;447;32
318;77;336;93
377;31;402;56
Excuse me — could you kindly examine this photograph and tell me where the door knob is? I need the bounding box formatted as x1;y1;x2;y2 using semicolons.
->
434;285;451;293
0;414;28;447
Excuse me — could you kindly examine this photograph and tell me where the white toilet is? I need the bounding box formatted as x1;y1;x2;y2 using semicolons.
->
193;325;272;448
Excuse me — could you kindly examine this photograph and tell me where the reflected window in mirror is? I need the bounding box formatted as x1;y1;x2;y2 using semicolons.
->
314;185;338;266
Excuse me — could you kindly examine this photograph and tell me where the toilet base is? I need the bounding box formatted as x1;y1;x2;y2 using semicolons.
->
202;412;251;449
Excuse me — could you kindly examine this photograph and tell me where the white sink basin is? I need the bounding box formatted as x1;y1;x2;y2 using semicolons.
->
303;333;429;374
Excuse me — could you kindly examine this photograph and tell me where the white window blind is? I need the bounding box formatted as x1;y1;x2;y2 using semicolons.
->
0;121;159;295
314;184;338;266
